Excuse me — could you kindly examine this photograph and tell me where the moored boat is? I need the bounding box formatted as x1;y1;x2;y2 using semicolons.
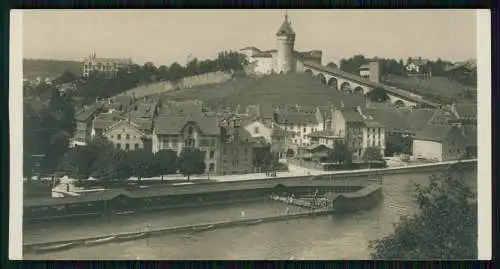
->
84;236;116;246
115;232;146;242
243;219;263;226
191;224;215;231
33;242;76;253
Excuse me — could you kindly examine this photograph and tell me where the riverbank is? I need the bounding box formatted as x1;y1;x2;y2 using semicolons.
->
24;208;334;254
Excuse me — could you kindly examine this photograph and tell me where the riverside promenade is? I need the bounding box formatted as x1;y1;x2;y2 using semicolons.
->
127;159;477;183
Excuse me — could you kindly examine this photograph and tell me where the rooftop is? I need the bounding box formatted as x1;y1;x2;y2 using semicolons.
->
414;124;458;142
154;115;220;136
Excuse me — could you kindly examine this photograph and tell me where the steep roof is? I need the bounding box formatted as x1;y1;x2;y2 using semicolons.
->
340;109;364;123
276;15;296;37
154;115;220;135
404;109;436;133
414;125;456;142
93;111;124;129
75;103;102;122
454;102;477;118
308;130;339;138
362;108;407;132
276;113;319;125
364;120;385;128
130;117;153;132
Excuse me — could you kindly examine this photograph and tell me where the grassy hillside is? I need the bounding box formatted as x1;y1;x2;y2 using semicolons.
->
23;59;82;80
160;73;364;108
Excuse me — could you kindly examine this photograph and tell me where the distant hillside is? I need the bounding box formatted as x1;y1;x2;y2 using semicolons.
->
23;59;82;80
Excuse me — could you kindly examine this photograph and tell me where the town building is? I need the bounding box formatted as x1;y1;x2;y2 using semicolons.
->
152;115;221;174
82;51;133;78
91;111;125;138
274;111;322;148
307;131;343;148
405;58;432;78
358;62;381;84
332;107;385;159
218;115;260;175
413;125;467;161
71;103;104;147
103;119;153;152
242;118;274;144
240;14;322;75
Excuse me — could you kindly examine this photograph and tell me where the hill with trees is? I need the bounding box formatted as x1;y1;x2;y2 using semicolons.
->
73;50;248;104
23;59;82;80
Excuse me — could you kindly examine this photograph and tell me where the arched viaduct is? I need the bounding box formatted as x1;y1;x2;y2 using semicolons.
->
299;61;439;108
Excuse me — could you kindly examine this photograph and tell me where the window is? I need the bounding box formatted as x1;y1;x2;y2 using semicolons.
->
117;134;122;140
303;127;306;132
188;126;193;135
184;138;195;148
209;150;215;159
209;163;215;172
126;134;130;140
116;143;121;149
135;143;140;149
125;143;130;150
254;126;259;134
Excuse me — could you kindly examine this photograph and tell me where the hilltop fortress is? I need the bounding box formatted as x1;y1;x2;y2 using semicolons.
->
240;14;322;75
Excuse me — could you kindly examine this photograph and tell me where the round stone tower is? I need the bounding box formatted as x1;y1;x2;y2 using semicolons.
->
276;13;296;74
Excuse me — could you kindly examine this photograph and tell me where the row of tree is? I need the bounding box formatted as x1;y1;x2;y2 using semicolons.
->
321;141;384;164
58;139;208;182
74;50;248;104
24;87;76;180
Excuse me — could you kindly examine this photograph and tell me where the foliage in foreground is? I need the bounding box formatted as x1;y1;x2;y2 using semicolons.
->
369;163;477;260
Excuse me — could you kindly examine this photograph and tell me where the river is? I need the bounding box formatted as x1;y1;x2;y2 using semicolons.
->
23;169;477;260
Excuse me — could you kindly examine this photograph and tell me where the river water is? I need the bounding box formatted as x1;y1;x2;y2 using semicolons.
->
23;169;477;260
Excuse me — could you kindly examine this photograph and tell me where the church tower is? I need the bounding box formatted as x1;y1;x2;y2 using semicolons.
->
276;12;296;74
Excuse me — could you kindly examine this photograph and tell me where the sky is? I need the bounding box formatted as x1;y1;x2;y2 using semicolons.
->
22;9;477;67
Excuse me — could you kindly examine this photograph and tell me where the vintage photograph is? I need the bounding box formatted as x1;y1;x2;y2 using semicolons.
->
13;9;487;260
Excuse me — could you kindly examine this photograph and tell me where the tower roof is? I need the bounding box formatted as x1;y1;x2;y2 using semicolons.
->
276;14;295;37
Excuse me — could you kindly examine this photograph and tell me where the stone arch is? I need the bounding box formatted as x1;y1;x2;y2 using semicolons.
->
394;100;405;108
316;73;327;84
353;86;364;95
327;77;338;89
340;82;351;93
304;69;313;76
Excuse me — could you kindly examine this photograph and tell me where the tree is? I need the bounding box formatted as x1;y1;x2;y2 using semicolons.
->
367;87;390;103
169;62;186;81
186;58;199;76
53;70;77;85
339;55;369;75
326;62;338;69
128;149;155;181
327;140;352;164
177;148;206;181
363;146;383;168
156;65;169;81
369;163;477;259
90;147;132;183
153;149;178;181
142;62;158;83
363;146;383;162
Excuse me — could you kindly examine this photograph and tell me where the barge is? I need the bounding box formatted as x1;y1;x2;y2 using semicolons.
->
24;178;370;223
